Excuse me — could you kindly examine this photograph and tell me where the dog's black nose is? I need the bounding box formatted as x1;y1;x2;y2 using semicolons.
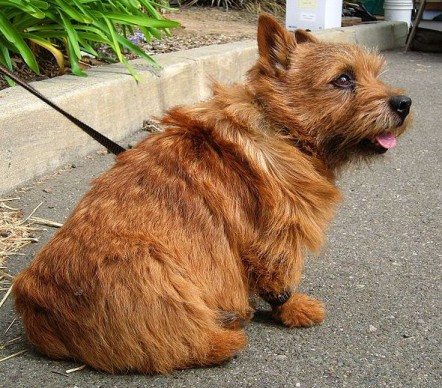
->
389;95;412;121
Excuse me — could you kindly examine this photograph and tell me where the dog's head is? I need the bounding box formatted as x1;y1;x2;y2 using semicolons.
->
248;14;412;170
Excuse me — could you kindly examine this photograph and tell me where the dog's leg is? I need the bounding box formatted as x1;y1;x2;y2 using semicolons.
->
244;250;325;328
267;292;325;328
217;308;254;330
192;328;247;369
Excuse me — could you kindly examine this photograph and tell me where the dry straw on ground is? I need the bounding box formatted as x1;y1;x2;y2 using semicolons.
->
0;198;61;308
0;198;62;362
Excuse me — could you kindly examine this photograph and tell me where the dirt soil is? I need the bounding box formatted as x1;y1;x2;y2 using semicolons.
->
128;7;262;56
167;7;259;40
0;7;273;90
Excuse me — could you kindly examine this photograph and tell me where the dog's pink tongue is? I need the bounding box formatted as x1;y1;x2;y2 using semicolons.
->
376;132;397;149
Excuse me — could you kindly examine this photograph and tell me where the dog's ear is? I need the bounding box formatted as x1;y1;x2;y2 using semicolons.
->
294;29;319;44
257;14;318;74
257;14;295;73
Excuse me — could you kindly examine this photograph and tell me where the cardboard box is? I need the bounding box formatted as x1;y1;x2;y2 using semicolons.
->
286;0;343;31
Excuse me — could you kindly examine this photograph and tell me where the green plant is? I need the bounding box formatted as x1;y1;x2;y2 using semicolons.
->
0;0;179;82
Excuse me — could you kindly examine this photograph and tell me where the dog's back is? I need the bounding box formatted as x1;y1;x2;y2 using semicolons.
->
14;121;259;372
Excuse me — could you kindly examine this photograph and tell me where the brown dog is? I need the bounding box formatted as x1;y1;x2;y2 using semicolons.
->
13;15;411;374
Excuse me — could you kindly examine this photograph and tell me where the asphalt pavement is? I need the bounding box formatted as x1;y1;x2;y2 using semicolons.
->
0;49;441;387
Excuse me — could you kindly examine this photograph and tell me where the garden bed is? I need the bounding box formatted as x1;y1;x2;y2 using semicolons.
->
0;7;266;90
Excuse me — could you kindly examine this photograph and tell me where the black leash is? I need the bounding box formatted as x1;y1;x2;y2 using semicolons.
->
0;64;126;156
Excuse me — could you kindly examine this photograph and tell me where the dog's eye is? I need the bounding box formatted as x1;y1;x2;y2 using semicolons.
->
332;74;355;90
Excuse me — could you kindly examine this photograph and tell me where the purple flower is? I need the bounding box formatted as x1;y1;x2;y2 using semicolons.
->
128;32;145;44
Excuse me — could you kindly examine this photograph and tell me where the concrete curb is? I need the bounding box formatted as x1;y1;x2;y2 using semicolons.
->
0;21;408;195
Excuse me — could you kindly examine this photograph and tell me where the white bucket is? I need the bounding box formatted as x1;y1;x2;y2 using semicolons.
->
384;0;413;27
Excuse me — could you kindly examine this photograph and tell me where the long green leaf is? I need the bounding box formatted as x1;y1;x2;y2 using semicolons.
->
11;11;47;30
59;11;81;59
77;31;110;45
70;0;95;20
0;0;47;18
54;0;92;23
25;33;65;70
120;57;140;81
76;40;99;57
0;45;15;86
115;33;157;66
0;41;13;69
139;0;175;14
66;38;86;76
0;11;39;73
101;15;123;63
75;24;111;40
125;0;141;8
0;35;15;53
96;12;180;29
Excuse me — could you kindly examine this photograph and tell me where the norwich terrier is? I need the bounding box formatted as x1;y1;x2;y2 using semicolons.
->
13;15;411;374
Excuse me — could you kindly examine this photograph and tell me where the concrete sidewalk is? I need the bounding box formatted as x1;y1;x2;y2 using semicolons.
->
0;21;408;194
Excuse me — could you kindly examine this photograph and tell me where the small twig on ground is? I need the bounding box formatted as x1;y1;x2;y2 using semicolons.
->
19;202;43;225
0;286;12;308
0;349;27;363
4;337;22;346
0;198;20;202
4;318;16;334
66;364;87;373
51;370;69;377
0;203;20;211
29;217;63;228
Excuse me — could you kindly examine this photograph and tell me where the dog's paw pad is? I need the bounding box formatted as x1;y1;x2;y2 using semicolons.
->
272;293;325;328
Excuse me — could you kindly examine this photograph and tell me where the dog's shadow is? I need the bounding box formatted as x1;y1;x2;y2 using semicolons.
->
252;309;275;326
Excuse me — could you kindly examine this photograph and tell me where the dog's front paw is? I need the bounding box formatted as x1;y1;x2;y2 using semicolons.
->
272;293;325;328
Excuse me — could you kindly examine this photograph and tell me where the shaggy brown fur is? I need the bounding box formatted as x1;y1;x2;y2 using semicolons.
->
13;15;411;374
